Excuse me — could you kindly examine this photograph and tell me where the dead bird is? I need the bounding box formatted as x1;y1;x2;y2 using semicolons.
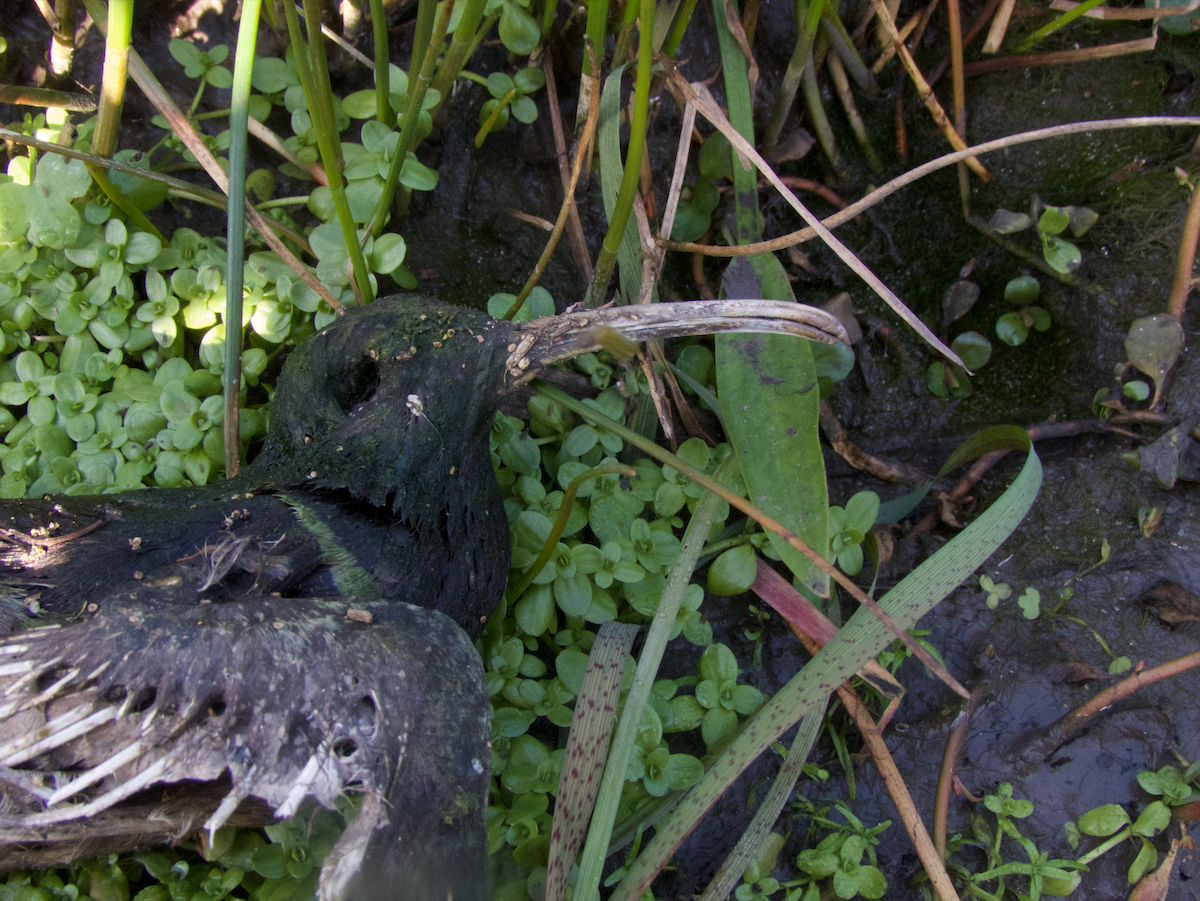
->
0;295;846;900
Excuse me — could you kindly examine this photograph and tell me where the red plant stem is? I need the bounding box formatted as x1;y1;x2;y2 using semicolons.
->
1056;648;1200;745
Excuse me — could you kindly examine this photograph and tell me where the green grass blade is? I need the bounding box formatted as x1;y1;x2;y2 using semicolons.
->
93;0;132;158
593;62;650;306
223;0;263;477
296;0;374;302
697;697;827;901
610;435;1043;900
369;0;392;123
545;621;642;901
586;0;654;307
572;459;731;901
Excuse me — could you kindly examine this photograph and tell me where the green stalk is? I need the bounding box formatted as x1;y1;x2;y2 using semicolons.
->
429;0;490;112
584;0;654;308
1014;0;1107;53
611;0;641;69
369;0;392;123
663;0;700;57
761;0;823;154
85;0;163;239
821;6;875;91
802;49;846;176
222;0;263;478
93;0;132;158
584;0;609;75
368;0;452;237
297;0;375;303
572;457;731;901
408;0;437;111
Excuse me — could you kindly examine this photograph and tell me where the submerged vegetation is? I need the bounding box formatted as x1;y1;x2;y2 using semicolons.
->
0;0;1198;898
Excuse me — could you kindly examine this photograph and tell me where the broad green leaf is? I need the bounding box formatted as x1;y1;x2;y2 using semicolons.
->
1125;313;1184;405
717;256;828;596
707;544;756;596
498;0;540;54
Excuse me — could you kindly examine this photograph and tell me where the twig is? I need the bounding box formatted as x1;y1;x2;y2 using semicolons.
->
0;520;103;549
868;0;989;180
982;0;1017;53
542;51;592;285
657;116;1200;258
933;689;982;861
1167;180;1200;320
1046;0;1199;19
962;35;1157;76
1008;649;1200;762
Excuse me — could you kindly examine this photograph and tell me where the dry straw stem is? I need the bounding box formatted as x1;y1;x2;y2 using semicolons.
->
660;62;965;369
503;56;601;319
541;52;592;284
1038;0;1199;19
871;3;932;74
0;86;97;111
869;0;989;180
660;116;1200;258
982;0;1017;52
963;34;1157;75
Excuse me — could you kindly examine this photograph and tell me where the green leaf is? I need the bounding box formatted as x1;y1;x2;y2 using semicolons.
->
699;706;738;752
515;583;555;636
717;255;827;596
1017;586;1041;619
1041;234;1082;274
951;331;993;369
498;0;540;54
664;754;704;791
168;37;202;68
996;312;1029;346
1128;837;1157;884
1125;313;1184;405
369;233;406;273
37;152;91;200
1038;206;1071;236
487;72;515;98
512;95;538;125
399;155;438;192
1131;800;1171;836
1005;275;1041;304
708;544;757;596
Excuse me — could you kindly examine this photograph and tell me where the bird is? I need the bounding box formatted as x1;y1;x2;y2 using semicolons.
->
0;294;847;900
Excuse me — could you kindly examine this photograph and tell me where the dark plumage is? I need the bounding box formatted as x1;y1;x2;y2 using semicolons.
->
0;295;848;900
